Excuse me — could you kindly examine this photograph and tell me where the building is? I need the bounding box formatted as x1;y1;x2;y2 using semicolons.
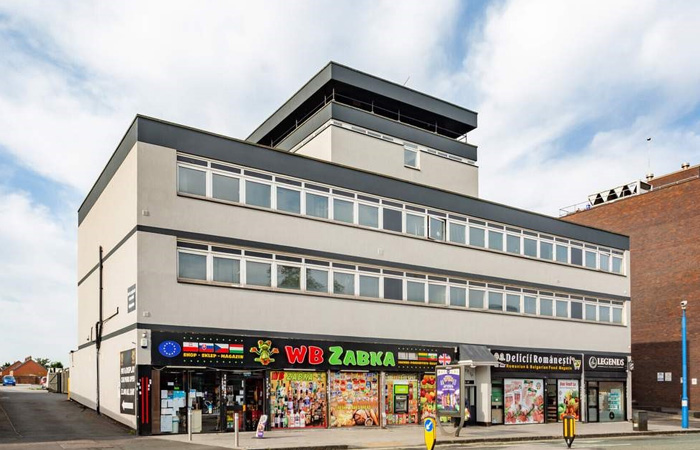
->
1;356;48;385
562;163;700;411
70;62;631;435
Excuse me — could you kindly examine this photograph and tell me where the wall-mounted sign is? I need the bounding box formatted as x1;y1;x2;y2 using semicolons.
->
119;349;136;415
491;349;582;374
657;372;664;382
151;331;456;372
665;372;672;382
584;354;627;372
127;284;136;313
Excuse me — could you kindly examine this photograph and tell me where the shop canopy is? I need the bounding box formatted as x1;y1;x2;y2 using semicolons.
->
458;344;500;367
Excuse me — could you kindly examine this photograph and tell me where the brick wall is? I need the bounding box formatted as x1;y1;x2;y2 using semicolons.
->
563;174;700;409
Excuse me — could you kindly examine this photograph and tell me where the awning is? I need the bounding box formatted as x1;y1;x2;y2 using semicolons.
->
458;344;501;367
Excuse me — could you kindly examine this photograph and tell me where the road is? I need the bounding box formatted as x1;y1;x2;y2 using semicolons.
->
0;385;227;449
443;434;700;449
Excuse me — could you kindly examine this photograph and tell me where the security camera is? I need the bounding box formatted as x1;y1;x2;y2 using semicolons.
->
681;300;688;309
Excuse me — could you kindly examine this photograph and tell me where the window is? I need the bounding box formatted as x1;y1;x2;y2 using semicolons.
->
359;204;379;228
506;294;520;313
306;192;328;219
384;277;403;300
178;166;206;196
246;260;271;287
359;275;380;298
383;208;402;232
333;272;355;295
585;251;597;269
488;231;503;251
178;252;206;280
571;301;583;319
428;284;446;304
450;286;466;307
469;289;485;308
469;227;485;247
277;187;301;213
506;235;521;254
612;307;623;324
213;257;240;283
556;245;568;263
407;281;426;303
245;180;271;208
277;265;301;290
406;213;425;237
540;298;553;316
404;147;418;168
306;268;328;293
449;222;466;244
599;305;611;322
524;296;537;315
540;241;553;260
556;300;568;318
571;247;583;266
600;253;610;271
333;198;354;223
612;257;623;274
212;174;239;202
524;238;537;257
585;304;597;321
429;217;446;241
488;292;503;311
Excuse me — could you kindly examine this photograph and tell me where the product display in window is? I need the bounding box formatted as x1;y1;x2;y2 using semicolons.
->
269;371;327;428
329;371;379;427
384;373;419;425
504;379;544;424
419;374;437;422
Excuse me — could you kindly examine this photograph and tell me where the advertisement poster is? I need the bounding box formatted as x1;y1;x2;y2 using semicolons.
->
504;379;544;424
329;372;379;427
557;380;580;420
269;371;327;428
436;367;460;415
419;373;437;421
385;373;419;425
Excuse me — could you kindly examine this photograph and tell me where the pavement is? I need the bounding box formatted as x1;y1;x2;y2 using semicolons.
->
3;384;700;450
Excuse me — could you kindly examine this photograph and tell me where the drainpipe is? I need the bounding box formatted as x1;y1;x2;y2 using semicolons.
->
96;246;104;415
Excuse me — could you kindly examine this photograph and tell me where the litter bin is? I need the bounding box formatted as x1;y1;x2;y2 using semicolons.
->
633;411;648;431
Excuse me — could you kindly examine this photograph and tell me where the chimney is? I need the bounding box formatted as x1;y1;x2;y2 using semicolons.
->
646;173;654;182
25;356;32;362
682;162;690;170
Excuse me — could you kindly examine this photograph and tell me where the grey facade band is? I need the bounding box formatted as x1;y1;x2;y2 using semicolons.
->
77;116;629;252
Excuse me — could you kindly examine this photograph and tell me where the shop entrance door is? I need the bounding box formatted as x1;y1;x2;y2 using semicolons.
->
465;385;477;425
587;386;599;422
546;380;558;423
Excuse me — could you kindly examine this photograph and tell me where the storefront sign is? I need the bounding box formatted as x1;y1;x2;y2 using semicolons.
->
584;354;627;372
151;331;456;372
492;350;582;374
119;349;136;415
436;367;460;416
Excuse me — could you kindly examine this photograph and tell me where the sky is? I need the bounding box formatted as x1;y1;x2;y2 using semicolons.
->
1;0;699;365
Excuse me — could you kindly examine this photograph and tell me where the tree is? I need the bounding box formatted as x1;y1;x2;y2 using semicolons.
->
50;361;64;369
35;358;51;368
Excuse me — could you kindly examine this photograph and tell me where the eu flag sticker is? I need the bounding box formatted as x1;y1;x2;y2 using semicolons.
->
158;340;181;358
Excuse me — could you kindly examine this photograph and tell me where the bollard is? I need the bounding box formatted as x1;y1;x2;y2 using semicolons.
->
562;414;576;448
234;413;240;448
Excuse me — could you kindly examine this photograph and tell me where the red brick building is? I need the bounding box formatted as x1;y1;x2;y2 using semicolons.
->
562;163;700;410
0;356;48;385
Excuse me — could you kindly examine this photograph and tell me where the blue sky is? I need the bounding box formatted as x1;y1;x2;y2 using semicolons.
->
1;0;699;364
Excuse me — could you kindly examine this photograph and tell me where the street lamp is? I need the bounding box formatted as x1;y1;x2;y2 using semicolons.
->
681;300;689;429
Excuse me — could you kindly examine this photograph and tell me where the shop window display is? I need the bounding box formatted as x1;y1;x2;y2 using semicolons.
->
269;371;327;428
329;372;379;427
598;382;625;422
384;373;419;425
419;374;437;421
557;380;580;420
503;379;544;424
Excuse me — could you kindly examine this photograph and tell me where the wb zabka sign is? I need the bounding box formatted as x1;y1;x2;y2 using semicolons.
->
151;331;455;372
492;349;582;374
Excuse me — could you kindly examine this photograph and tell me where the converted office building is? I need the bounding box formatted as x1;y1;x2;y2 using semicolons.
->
71;63;632;434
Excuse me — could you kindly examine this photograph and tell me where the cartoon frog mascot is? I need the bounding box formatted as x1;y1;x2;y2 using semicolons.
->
250;340;279;365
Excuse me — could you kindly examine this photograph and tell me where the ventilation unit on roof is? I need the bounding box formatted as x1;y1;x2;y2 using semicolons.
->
559;180;652;216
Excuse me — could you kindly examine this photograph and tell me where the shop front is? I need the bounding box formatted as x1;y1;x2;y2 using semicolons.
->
490;349;583;425
584;354;628;423
146;331;456;434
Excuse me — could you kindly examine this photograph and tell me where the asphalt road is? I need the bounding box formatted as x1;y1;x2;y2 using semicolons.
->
443;434;700;449
0;385;228;449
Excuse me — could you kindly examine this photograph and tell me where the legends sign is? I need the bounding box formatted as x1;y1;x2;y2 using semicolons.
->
119;349;136;415
151;331;456;372
584;354;627;372
492;349;582;374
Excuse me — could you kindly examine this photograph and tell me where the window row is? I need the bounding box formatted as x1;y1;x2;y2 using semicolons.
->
176;243;626;325
177;156;625;275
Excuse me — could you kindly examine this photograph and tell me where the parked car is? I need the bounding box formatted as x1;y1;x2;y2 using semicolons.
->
2;375;16;386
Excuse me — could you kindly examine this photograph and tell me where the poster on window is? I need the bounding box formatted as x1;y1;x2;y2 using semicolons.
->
269;371;327;428
329;372;379;427
557;380;580;420
504;379;544;424
436;367;460;416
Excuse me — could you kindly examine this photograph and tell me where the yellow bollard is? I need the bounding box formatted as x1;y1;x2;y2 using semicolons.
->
424;417;436;450
562;414;576;448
